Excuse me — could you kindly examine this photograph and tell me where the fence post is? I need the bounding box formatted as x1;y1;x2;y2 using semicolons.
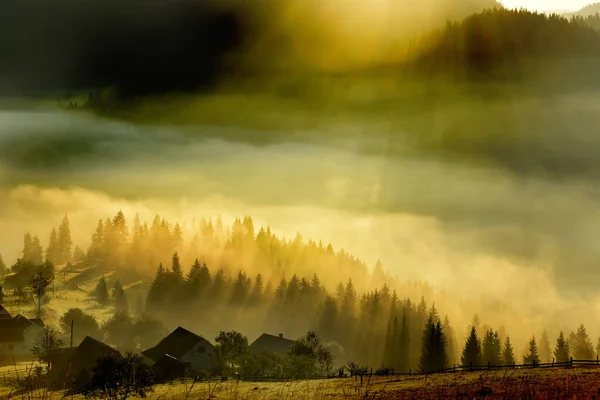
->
370;368;373;377
453;364;456;372
571;357;573;368
552;358;554;366
597;355;598;366
488;362;491;370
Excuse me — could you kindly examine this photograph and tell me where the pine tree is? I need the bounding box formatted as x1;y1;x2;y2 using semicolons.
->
113;280;128;312
461;326;482;367
398;310;410;372
0;253;6;277
30;236;44;265
502;336;515;365
57;214;73;265
539;330;551;363
87;220;104;264
573;324;595;360
72;245;85;262
482;329;502;365
46;228;59;265
147;264;166;308
95;276;109;305
554;331;569;363
442;315;457;366
419;314;447;373
523;336;540;365
22;233;33;262
170;252;183;284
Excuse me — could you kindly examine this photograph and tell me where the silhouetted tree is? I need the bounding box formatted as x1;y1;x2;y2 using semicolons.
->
214;331;249;374
572;324;595;359
31;325;64;371
555;331;570;363
102;312;135;351
95;276;109;305
57;214;73;265
0;253;6;278
82;352;154;400
482;329;502;365
112;280;127;312
29;271;52;318
539;330;551;363
461;326;482;367
59;308;101;345
502;336;515;365
523;336;540;365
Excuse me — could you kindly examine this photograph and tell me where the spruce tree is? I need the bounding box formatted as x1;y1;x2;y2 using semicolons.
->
502;336;515;365
57;214;73;265
113;280;128;312
398;310;411;372
0;253;6;278
443;315;457;366
573;324;595;360
554;331;569;363
523;336;540;365
461;326;482;367
22;233;33;262
170;252;184;284
46;228;59;265
539;330;551;363
31;236;44;265
87;220;104;263
95;276;109;305
482;329;502;365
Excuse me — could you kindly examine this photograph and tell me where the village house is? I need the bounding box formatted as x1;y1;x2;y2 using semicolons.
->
0;304;44;360
49;335;119;391
250;333;296;355
142;326;215;372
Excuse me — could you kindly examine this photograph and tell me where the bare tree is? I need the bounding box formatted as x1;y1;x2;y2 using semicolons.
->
29;271;52;319
31;325;64;371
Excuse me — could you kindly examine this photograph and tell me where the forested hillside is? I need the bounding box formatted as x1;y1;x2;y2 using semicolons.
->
411;8;600;77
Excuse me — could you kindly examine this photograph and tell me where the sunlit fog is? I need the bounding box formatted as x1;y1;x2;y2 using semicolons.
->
2;1;600;397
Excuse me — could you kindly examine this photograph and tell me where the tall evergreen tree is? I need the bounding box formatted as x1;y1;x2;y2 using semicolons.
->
572;324;595;360
461;326;482;367
539;330;551;363
57;214;73;265
113;280;128;313
398;310;411;372
554;331;570;363
419;314;447;373
22;233;33;262
95;277;109;305
0;253;6;278
502;336;515;365
46;228;59;265
87;220;104;264
523;336;540;365
482;329;502;365
442;315;457;366
30;236;44;265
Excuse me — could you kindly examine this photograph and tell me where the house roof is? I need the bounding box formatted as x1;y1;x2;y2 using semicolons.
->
142;326;212;362
0;304;12;320
250;333;296;355
49;336;119;388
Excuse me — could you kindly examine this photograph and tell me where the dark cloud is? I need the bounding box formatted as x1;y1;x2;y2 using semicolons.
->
0;0;245;97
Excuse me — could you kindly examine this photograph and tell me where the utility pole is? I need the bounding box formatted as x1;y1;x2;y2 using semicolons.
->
70;320;74;348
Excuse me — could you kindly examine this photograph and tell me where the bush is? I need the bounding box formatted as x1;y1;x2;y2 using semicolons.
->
81;352;154;400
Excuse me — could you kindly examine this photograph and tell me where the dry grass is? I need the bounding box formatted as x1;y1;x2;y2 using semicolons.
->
5;367;600;399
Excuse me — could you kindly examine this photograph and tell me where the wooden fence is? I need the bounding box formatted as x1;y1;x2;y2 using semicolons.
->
352;357;600;377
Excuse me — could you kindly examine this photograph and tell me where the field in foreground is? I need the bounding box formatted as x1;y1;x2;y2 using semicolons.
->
3;367;600;399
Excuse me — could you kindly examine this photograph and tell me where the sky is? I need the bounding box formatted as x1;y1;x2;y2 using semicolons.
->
502;0;592;11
